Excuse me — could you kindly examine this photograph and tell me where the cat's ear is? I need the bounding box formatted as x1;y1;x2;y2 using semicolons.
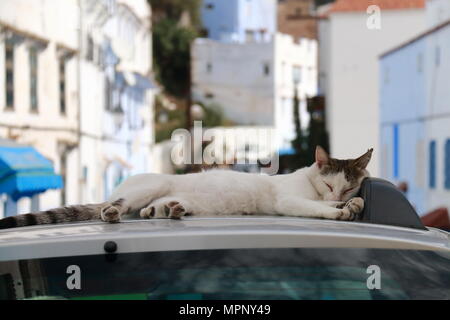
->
353;148;373;169
315;146;329;169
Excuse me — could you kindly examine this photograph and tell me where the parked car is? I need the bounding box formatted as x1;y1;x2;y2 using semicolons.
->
0;178;449;300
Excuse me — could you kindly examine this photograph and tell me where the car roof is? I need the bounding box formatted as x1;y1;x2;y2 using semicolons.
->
0;216;449;261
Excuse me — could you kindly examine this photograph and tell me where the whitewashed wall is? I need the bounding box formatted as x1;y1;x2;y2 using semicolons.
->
0;0;80;213
192;38;274;126
426;0;450;27
326;9;426;175
379;7;450;215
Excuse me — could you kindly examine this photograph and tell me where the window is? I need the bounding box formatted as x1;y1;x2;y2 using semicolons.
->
205;92;214;99
417;53;423;73
293;66;301;84
393;124;399;178
281;62;286;85
263;63;270;76
29;47;38;112
435;46;441;66
82;166;88;181
60;152;67;205
59;58;66;115
1;248;449;300
245;30;254;42
87;36;94;61
280;97;286;118
445;139;450;189
104;77;112;110
384;66;389;84
5;42;14;109
429;140;436;188
97;46;104;67
415;140;425;187
259;29;266;41
200;28;209;38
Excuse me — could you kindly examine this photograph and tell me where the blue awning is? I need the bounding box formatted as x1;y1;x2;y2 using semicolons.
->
278;147;296;156
0;140;63;200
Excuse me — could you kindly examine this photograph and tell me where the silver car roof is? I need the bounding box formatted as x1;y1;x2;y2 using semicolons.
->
0;216;449;261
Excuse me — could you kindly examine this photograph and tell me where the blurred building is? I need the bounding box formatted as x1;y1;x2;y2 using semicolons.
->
318;0;426;175
78;0;155;203
379;0;450;215
0;0;80;216
193;0;318;151
0;0;155;217
277;0;329;160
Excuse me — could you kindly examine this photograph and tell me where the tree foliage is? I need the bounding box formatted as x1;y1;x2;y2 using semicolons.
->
314;0;336;8
148;0;202;27
291;89;305;157
148;0;202;98
152;19;197;98
287;90;329;172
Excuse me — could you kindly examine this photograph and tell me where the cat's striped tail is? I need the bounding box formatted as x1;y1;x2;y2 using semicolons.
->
0;203;106;230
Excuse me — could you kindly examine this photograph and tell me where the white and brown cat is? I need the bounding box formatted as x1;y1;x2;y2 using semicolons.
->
0;146;373;229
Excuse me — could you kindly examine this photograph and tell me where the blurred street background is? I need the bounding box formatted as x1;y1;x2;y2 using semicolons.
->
0;0;449;228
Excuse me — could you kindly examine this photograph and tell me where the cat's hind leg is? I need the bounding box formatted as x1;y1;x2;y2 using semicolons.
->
140;197;192;220
102;174;173;223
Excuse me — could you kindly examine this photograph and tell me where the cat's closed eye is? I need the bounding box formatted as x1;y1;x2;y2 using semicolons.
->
324;181;333;192
343;187;356;194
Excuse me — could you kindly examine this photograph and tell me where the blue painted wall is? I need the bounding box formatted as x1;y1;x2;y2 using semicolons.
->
201;0;275;43
380;21;450;215
379;38;427;214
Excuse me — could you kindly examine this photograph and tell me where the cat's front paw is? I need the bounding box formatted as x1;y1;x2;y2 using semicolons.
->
337;197;364;221
345;197;364;215
335;207;354;221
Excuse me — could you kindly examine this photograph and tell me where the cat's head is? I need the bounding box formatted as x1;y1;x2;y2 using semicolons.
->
311;146;373;202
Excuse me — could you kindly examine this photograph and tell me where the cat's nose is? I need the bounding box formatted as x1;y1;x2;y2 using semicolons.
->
332;195;341;201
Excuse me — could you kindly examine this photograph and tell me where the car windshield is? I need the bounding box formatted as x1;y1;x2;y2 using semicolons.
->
0;248;449;300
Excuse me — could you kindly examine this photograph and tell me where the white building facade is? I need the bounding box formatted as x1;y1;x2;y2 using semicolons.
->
192;34;317;150
0;0;80;215
78;0;155;204
318;0;426;175
0;0;155;216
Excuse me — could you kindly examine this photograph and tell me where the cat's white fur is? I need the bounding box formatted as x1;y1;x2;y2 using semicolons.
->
101;147;372;222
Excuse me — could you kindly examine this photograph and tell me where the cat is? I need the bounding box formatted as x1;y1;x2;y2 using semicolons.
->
0;146;373;229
